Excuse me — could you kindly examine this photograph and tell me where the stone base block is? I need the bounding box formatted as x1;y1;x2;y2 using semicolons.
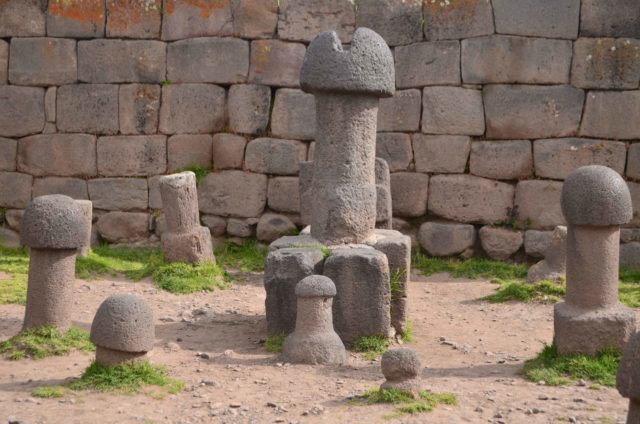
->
282;332;346;365
96;345;148;366
554;302;636;355
161;227;214;264
380;379;422;396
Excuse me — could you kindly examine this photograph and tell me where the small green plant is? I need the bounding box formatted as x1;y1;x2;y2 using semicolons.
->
180;165;210;184
264;333;287;353
0;326;94;360
352;388;457;418
389;268;406;300
482;279;565;303
32;386;65;398
399;321;414;343
352;335;389;361
214;240;268;273
160;79;172;86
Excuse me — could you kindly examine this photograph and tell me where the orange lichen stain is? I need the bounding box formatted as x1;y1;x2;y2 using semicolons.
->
107;0;160;31
424;0;478;15
48;0;104;25
164;0;230;18
251;40;272;69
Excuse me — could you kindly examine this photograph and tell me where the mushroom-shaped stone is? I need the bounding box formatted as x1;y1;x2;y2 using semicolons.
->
295;274;337;298
300;27;395;97
91;294;155;365
561;165;632;226
380;348;422;394
618;331;640;422
21;194;87;248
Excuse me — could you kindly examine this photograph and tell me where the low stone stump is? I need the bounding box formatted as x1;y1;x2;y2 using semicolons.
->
527;225;567;283
380;348;422;395
75;199;93;257
617;331;640;424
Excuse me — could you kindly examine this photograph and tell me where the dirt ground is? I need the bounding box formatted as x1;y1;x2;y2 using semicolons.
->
0;269;633;424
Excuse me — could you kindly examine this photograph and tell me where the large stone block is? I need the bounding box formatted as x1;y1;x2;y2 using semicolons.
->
627;182;640;227
580;0;640;38
46;0;105;38
9;38;77;86
377;89;421;132
0;86;44;137
228;84;271;135
422;87;484;135
88;178;148;211
413;135;470;174
167;135;212;172
249;40;306;87
32;177;88;200
0;0;45;37
201;215;226;237
57;84;119;135
514;180;565;229
418;221;475;257
96;211;149;243
0;138;16;171
423;0;494;40
627;143;640;180
18;134;97;177
167;37;248;84
356;0;422;46
277;0;355;43
233;0;278;39
470;140;532;180
376;133;412;172
97;136;166;177
394;41;460;88
492;0;580;39
119;84;160;135
479;226;523;260
159;84;226;134
580;91;640;140
571;38;640;89
484;85;584;139
147;175;162;210
620;242;640;268
429;175;515;224
533;138;626;180
244;138;306;175
78;40;166;83
106;0;161;38
257;213;297;243
271;89;316;140
524;229;554;258
462;36;572;84
0;40;7;84
212;134;246;171
390;172;429;218
198;171;267;218
0;172;32;209
161;0;234;40
268;177;300;214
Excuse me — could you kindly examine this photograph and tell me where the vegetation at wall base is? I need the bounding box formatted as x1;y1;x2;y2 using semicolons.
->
0;245;29;304
352;335;389;361
411;251;528;280
0;326;94;360
399;321;414;343
264;333;287;353
482;278;565;303
351;388;457;418
213;240;268;273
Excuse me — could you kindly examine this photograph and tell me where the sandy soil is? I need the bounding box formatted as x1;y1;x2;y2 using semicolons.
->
0;269;633;424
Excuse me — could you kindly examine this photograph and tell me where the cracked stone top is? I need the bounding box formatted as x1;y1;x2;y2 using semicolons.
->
20;194;87;249
561;165;632;226
295;275;337;298
300;27;395;97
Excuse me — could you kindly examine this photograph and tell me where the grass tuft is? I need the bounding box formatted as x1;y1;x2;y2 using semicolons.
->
352;335;389;361
352;388;457;418
152;261;229;294
411;252;528;281
0;326;94;360
482;279;565;303
399;321;414;343
180;165;210;185
0;245;29;304
265;333;287;353
214;240;268;273
32;386;65;398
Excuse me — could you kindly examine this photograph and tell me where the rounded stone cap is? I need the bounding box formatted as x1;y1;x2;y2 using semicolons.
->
295;275;337;298
617;331;640;399
158;171;196;190
300;27;395;97
561;165;632;226
20;194;88;249
90;294;155;353
381;348;421;381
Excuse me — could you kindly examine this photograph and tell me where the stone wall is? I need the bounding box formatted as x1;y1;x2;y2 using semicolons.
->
0;0;639;262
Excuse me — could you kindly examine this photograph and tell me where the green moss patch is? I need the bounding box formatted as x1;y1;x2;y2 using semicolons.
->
351;388;457;419
482;279;566;303
213;240;268;273
264;333;287;353
412;252;528;281
31;386;65;398
0;326;94;360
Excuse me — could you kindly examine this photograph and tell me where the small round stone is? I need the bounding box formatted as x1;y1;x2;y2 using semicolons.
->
20;194;87;249
295;275;337;298
381;348;421;381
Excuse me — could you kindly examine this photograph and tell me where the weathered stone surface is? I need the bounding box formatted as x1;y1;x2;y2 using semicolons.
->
78;40;165;83
0;227;21;248
534;138;626;180
0;40;7;84
0;172;32;208
119;84;160;135
628;144;640;181
492;0;580;39
377;89;421;132
0;138;16;171
271;89;316;140
57;84;118;135
413;135;470;174
298;161;313;225
580;91;640;140
159;84;226;134
418;221;475;257
375;158;392;227
198;171;267;218
47;0;105;38
572;38;640;89
524;230;554;258
0;86;44;137
0;0;45;37
33;177;88;200
580;0;640;38
249;40;305;87
5;209;23;231
376;133;412;172
423;0;494;40
9;38;77;86
97;136;166;177
201;215;226;237
106;0;161;38
268;177;299;213
620;242;640;268
167;135;212;172
462;36;572;84
395;41;460;88
257;213;297;243
470;140;532;180
228;84;271;135
515;180;565;229
618;331;640;402
147;175;162;209
167;37;248;83
621;229;640;244
527;225;567;283
96;211;149;243
161;0;233;40
233;0;278;39
18;134;97;177
88;178;148;211
422;87;484;135
390;173;429;218
278;0;355;43
484;85;585;139
245;138;306;175
356;0;422;46
380;348;421;393
21;194;86;249
429;175;514;224
479;226;523;260
44;87;55;122
212;134;246;171
226;218;254;238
